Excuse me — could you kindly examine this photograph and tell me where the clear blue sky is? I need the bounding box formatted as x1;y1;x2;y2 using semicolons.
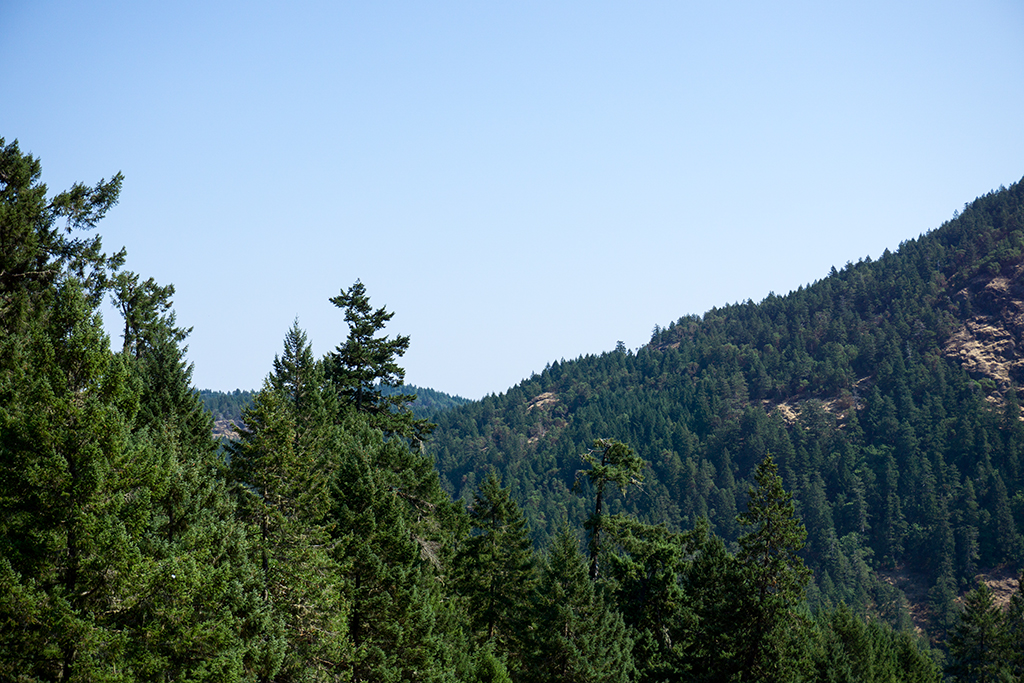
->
3;1;1023;399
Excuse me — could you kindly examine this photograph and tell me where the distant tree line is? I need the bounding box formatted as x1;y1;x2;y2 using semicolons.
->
200;388;257;422
200;384;468;426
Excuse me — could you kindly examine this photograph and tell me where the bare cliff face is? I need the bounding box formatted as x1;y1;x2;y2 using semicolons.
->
943;262;1024;399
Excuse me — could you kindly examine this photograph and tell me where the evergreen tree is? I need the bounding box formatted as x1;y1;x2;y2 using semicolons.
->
456;470;536;670
929;569;960;642
327;280;432;444
527;527;636;683
0;140;139;680
603;516;694;682
575;438;645;580
117;278;262;681
0;280;141;681
811;604;942;683
735;454;813;681
1004;571;1024;681
0;137;125;327
675;524;748;683
110;270;182;359
228;324;347;681
945;581;1012;683
330;414;460;682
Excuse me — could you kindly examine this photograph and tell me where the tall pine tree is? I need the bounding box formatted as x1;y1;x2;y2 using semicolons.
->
526;526;635;683
229;323;347;681
456;470;535;672
327;280;432;444
735;454;813;682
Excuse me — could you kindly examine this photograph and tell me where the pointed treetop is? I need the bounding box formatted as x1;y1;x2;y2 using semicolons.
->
327;280;433;443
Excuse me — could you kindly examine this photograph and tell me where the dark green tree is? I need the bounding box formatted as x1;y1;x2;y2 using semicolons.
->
456;470;536;671
811;603;941;683
0;280;141;681
330;414;461;682
945;581;1012;683
229;324;347;681
527;527;636;683
575;438;645;580
0;137;124;327
110;270;182;359
0;138;270;681
1004;571;1024;681
675;524;748;683
603;516;694;682
117;278;262;681
327;280;432;443
0;139;140;681
735;453;813;681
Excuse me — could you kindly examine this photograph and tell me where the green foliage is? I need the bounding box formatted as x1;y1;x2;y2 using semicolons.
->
120;276;261;681
0;280;140;681
736;455;813;681
737;454;812;609
10;139;1024;681
576;438;645;580
526;527;636;683
945;581;1013;683
455;470;536;668
810;604;941;683
110;270;183;358
0;137;125;322
328;280;433;444
199;388;256;423
603;516;696;681
380;382;473;419
1;139;261;680
1006;571;1024;680
228;324;347;681
330;413;461;682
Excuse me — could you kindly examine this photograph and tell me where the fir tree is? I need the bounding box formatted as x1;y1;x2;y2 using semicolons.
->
1004;571;1024;681
0;140;138;679
527;527;636;683
330;415;458;682
117;278;262;681
229;324;347;681
0;280;141;680
945;581;1012;683
327;280;433;444
603;516;693;682
456;470;535;672
735;453;812;682
575;438;645;580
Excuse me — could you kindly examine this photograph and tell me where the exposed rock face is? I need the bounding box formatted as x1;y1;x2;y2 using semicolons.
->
944;263;1024;395
213;419;241;440
527;391;559;411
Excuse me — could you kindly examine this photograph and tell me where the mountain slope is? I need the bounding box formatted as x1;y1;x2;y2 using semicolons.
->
427;177;1024;631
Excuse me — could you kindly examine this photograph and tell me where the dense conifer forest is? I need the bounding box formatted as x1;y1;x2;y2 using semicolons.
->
2;136;1023;680
200;389;257;423
428;177;1024;633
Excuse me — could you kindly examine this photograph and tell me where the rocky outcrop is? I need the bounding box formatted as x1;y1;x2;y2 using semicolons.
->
212;419;241;441
944;263;1024;396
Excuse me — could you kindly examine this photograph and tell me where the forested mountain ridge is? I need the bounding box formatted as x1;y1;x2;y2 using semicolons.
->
428;177;1024;634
